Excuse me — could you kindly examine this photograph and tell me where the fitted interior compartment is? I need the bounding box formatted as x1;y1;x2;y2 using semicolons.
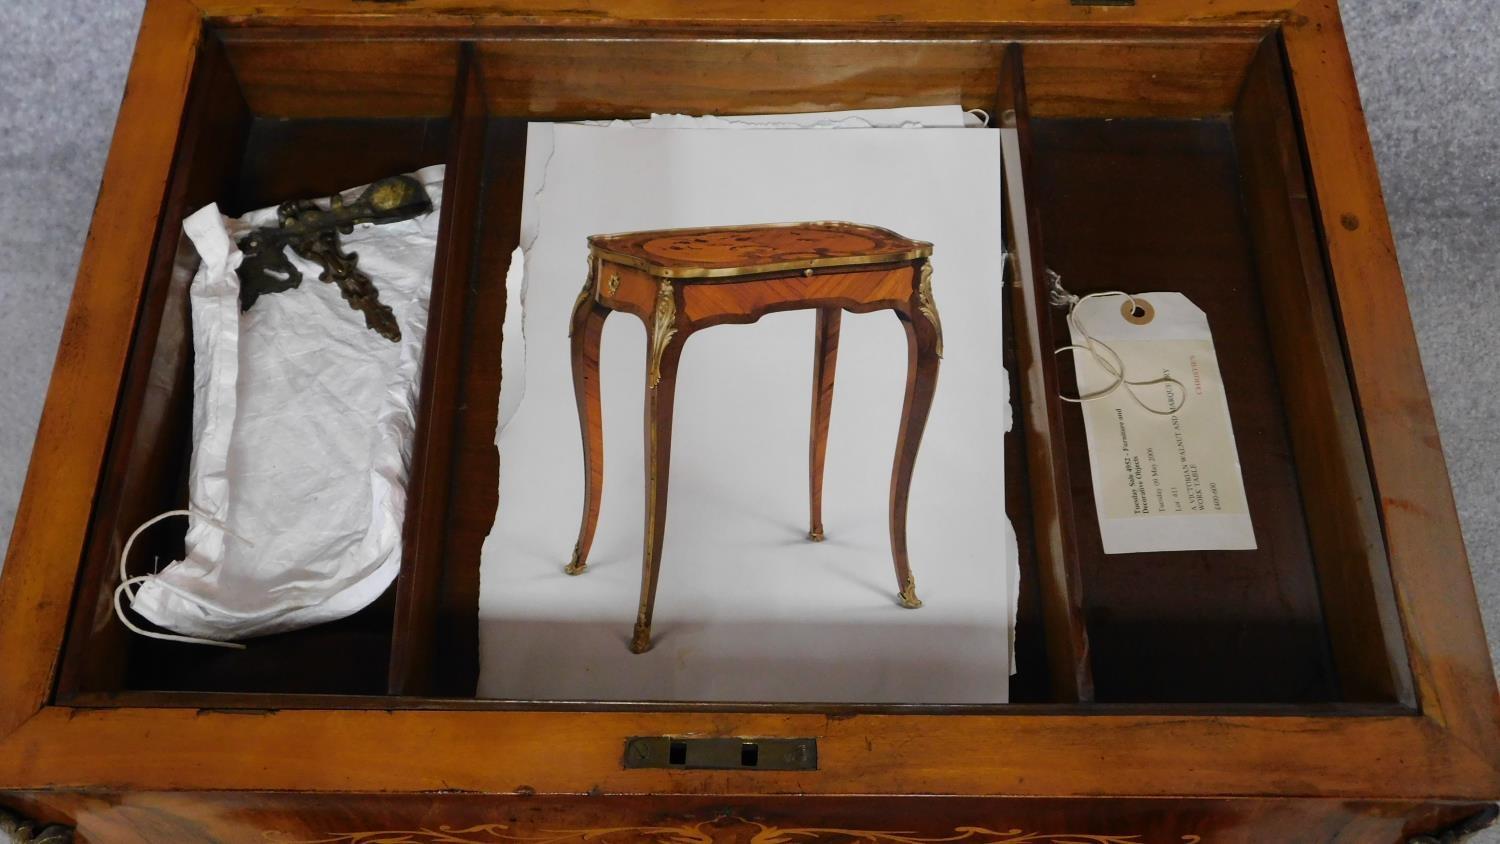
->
54;38;461;700
1032;116;1343;701
1001;39;1411;704
53;25;1409;708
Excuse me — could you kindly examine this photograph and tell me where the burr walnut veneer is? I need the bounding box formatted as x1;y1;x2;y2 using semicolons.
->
1;0;1497;841
569;223;941;653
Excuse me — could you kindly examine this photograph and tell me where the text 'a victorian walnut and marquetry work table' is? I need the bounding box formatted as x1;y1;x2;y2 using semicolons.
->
565;222;943;653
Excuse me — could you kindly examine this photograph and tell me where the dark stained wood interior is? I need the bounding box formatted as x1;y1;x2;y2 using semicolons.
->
1028;115;1340;702
217;30;1262;121
119;106;451;694
1230;38;1413;705
1021;37;1262;118
53;24;1408;708
222;39;460;118
53;36;252;701
387;46;488;697
55;33;453;700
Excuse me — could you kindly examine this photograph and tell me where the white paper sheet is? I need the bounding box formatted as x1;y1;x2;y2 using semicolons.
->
579;106;970;130
479;118;1012;703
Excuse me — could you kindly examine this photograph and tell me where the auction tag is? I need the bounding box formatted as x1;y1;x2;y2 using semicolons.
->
1067;292;1256;553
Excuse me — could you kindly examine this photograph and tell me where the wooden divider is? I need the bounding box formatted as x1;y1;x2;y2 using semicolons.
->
388;45;491;696
995;43;1095;703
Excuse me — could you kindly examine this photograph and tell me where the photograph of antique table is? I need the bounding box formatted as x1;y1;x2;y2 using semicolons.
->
566;222;942;653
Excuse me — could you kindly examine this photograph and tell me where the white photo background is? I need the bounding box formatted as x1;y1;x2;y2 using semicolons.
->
478;121;1014;703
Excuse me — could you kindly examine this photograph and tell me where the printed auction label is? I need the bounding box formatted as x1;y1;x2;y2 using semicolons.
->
1068;293;1256;553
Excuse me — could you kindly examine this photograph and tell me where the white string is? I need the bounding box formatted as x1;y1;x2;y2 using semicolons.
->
1048;272;1187;417
965;108;992;127
112;509;251;649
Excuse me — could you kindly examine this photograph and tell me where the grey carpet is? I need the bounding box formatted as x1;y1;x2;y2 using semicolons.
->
0;0;1496;818
0;0;143;559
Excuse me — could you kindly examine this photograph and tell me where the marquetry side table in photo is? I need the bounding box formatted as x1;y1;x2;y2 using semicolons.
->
565;221;943;653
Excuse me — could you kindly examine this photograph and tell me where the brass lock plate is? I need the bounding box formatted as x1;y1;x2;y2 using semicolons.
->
623;737;817;771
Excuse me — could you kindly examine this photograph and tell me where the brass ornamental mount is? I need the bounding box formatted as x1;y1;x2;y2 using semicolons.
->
647;277;678;389
917;259;944;358
567;257;596;340
899;572;923;610
235;174;433;342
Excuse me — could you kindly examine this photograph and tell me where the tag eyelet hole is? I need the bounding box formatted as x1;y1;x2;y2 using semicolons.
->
1121;298;1155;325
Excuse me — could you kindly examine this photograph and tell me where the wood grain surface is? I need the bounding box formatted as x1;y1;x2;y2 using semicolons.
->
808;307;840;542
5;790;1495;844
1285;0;1500;764
0;0;1495;835
0;0;203;735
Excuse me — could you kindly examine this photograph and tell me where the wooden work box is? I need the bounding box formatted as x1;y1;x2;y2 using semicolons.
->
1;0;1497;840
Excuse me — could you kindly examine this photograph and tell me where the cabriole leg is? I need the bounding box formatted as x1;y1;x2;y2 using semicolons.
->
632;279;685;653
566;289;610;576
889;271;942;609
808;307;842;542
633;331;687;654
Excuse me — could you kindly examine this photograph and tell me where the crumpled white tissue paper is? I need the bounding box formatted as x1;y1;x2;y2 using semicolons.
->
127;164;444;642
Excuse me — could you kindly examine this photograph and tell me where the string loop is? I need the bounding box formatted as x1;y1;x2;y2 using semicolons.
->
113;509;251;649
1048;271;1187;417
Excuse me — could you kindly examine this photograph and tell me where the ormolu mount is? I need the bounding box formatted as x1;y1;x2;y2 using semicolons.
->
235;175;433;342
